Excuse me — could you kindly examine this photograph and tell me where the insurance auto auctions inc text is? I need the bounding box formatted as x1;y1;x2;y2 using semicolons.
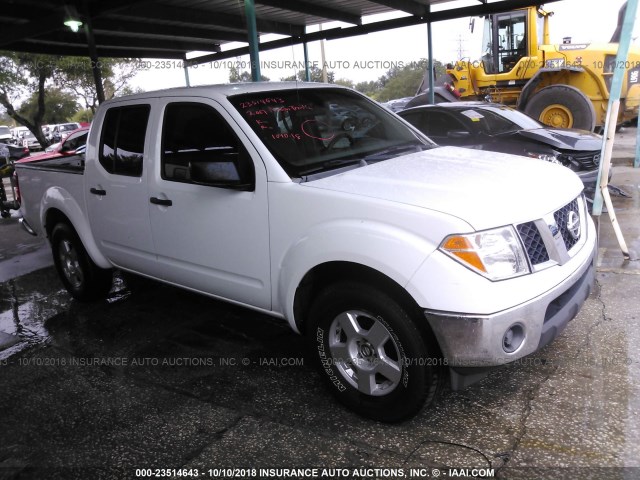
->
196;467;495;478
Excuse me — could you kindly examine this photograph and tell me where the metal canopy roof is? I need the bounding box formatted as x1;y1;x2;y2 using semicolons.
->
0;0;560;62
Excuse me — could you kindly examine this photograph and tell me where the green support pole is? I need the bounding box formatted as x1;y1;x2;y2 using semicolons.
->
183;56;191;87
244;0;261;82
592;0;638;214
303;28;311;82
636;114;640;168
427;19;435;104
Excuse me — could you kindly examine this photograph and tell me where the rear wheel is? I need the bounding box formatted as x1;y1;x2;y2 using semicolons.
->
51;223;113;301
307;281;442;422
524;85;596;131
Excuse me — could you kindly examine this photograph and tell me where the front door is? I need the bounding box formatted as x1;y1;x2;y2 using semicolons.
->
147;99;271;309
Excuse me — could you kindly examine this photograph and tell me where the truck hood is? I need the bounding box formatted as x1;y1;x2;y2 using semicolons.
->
304;146;583;231
517;128;602;151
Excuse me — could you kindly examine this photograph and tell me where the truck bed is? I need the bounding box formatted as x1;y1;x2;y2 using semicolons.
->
16;156;84;174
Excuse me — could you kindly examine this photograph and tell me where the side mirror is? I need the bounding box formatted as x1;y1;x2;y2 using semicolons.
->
189;160;254;191
75;145;86;156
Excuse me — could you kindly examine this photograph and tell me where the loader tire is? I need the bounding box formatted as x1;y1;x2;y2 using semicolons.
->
524;85;596;131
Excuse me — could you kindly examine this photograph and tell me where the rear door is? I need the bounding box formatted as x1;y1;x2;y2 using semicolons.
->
147;98;271;309
85;101;161;276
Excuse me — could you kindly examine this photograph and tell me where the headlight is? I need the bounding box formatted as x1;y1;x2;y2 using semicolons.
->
440;226;530;281
526;151;560;164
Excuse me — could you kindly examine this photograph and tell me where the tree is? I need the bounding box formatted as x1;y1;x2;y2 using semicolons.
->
333;78;355;89
352;59;446;102
55;57;141;114
281;65;335;83
71;108;94;124
0;52;141;147
0;52;58;146
0;110;13;126
18;89;79;125
229;64;270;82
354;80;381;96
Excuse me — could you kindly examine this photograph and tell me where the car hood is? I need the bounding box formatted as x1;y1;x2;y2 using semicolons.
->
304;146;583;231
517;128;602;151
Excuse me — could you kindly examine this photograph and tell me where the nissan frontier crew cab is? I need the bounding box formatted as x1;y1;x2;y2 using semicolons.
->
16;83;597;422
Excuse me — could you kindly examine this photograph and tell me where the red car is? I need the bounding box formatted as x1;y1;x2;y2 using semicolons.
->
19;127;89;164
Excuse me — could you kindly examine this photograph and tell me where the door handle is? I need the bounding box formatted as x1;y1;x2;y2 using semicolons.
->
90;187;106;196
150;197;172;207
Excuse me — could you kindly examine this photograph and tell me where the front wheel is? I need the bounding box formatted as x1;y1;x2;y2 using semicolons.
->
51;223;113;302
524;85;596;131
307;282;442;422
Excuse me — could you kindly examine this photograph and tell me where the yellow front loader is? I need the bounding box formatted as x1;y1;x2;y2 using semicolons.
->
443;3;640;131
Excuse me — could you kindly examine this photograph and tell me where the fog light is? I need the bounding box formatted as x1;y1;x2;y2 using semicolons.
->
503;324;525;353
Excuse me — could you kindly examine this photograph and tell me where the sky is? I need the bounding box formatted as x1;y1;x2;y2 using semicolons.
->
130;0;639;91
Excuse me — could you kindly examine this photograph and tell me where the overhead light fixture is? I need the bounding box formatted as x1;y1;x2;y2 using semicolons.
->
64;5;83;32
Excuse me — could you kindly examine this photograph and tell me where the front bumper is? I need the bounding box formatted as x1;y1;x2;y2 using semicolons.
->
424;243;596;369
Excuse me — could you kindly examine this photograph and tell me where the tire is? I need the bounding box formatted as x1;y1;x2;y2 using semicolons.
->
307;281;442;422
524;85;596;131
51;223;113;302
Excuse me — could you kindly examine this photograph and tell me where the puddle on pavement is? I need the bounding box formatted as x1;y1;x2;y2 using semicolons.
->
0;269;133;361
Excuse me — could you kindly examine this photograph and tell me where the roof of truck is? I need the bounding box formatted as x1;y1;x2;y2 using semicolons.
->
102;81;347;105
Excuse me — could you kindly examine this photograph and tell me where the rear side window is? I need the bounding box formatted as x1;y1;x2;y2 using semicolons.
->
100;105;150;176
423;111;468;137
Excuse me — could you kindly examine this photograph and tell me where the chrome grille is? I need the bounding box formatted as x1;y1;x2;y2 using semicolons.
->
557;151;600;171
516;196;584;268
517;222;549;265
554;198;581;251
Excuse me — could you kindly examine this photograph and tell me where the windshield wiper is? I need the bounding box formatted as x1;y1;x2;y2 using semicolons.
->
361;142;430;162
297;158;367;176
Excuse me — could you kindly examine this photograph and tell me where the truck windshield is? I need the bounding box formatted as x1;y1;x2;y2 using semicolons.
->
229;88;433;178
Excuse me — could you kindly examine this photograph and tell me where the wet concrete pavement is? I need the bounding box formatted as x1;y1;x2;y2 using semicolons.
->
1;130;640;480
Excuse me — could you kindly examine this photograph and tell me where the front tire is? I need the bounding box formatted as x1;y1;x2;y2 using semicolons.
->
524;84;596;131
51;223;113;302
307;282;441;422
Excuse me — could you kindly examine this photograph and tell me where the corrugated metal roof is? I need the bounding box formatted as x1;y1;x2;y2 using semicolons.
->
0;0;560;59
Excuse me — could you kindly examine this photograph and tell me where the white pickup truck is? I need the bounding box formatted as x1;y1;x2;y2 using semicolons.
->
16;82;596;422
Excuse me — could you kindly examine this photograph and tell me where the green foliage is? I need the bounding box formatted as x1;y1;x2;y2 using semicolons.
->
280;65;335;83
354;80;381;96
0;52;140;146
18;89;79;125
229;64;270;82
352;59;446;102
71;108;94;124
55;57;140;112
0;111;13;126
333;78;355;89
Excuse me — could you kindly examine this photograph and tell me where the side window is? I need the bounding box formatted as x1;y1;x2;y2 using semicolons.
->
161;102;254;189
99;105;150;177
400;112;428;134
423;112;467;137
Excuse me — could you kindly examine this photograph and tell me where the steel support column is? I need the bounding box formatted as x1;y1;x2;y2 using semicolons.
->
303;28;311;82
593;0;639;214
244;0;261;82
427;15;435;104
82;1;105;104
183;56;191;87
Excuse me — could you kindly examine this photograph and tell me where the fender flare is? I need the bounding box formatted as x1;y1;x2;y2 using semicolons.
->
40;186;111;269
275;219;439;333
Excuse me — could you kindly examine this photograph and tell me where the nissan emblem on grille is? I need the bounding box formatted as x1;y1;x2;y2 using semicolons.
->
567;211;581;240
